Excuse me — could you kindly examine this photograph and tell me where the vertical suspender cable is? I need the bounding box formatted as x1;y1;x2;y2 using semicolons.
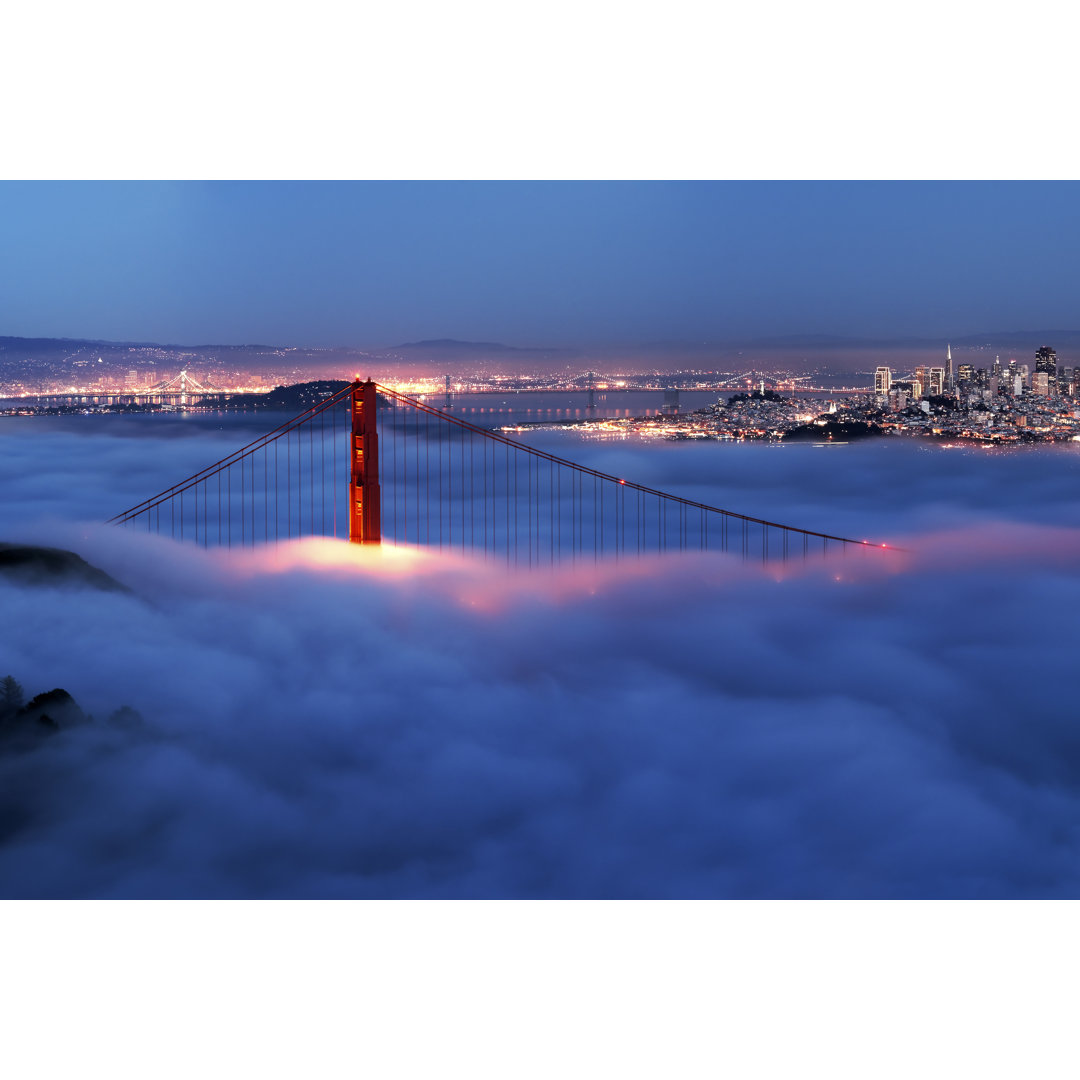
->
414;403;420;546
332;398;338;539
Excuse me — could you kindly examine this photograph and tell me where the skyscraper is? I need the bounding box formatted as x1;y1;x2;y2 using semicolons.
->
874;366;892;396
928;367;945;396
946;344;954;392
1035;346;1057;396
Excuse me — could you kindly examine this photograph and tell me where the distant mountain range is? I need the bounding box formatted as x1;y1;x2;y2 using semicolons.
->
387;338;577;357
0;334;578;362
735;331;1080;349
0;334;557;354
3;331;1080;376
0;335;286;354
392;332;1080;356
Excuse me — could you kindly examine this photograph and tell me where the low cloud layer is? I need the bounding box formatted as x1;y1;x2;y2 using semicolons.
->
2;419;1080;897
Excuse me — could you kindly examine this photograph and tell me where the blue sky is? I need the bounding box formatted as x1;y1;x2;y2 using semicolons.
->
2;181;1079;347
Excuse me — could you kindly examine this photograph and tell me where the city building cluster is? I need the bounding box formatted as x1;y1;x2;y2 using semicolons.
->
864;345;1080;442
526;345;1080;446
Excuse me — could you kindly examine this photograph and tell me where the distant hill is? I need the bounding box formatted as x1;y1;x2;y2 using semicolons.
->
225;380;350;410
391;338;572;356
743;334;931;348
0;335;282;353
6;330;1080;357
738;331;1080;350
951;330;1080;348
0;334;567;356
0;543;127;592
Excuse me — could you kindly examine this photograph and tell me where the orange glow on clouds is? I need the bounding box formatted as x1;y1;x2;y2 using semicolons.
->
80;520;1080;625
199;534;916;616
247;537;433;578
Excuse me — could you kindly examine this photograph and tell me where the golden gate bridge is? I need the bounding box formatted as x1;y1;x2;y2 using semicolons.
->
108;380;892;564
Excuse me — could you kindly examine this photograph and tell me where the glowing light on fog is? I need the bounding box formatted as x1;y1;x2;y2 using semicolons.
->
244;537;435;578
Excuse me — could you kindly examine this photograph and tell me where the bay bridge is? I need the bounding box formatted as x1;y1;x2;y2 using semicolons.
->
108;380;893;565
14;369;231;408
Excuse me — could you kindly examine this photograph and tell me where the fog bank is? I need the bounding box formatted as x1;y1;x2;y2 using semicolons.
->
2;422;1080;897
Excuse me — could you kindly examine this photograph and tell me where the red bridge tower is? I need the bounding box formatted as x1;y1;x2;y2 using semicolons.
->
349;379;381;544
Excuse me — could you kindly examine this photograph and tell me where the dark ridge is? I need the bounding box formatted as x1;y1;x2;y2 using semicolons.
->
18;689;88;730
224;379;351;410
0;677;145;753
0;688;84;750
0;543;128;592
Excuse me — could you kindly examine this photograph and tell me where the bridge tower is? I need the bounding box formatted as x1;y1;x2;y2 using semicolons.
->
349;379;381;544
